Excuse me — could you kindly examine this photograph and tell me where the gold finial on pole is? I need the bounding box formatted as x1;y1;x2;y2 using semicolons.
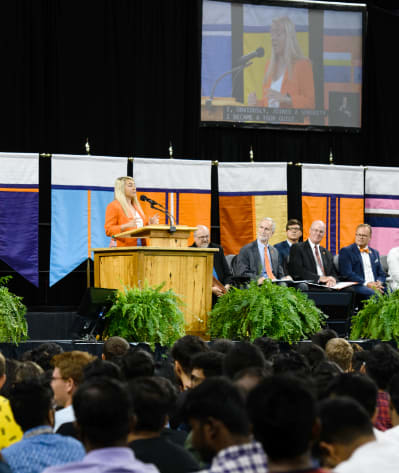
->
85;138;91;155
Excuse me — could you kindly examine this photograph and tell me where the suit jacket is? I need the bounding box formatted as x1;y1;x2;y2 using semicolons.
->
104;200;149;247
191;242;233;286
235;240;285;280
338;243;386;284
288;240;339;283
274;240;291;267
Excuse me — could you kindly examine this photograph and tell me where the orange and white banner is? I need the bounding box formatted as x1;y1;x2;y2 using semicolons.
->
133;158;212;244
302;164;364;254
218;162;287;255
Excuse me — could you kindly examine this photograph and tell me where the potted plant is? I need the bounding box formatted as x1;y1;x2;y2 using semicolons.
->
351;290;399;341
209;280;326;342
104;282;185;349
0;276;28;344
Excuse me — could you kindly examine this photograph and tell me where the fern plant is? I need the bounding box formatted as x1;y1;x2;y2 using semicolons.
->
0;276;28;344
104;282;185;349
209;280;326;342
351;290;399;341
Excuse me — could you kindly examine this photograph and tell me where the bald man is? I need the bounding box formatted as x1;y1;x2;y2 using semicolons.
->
191;225;233;297
288;220;339;288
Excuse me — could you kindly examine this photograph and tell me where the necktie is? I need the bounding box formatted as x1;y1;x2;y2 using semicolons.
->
264;246;275;280
360;248;369;253
314;245;325;276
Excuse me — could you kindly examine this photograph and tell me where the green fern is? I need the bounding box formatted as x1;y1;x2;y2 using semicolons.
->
351;290;399;341
0;277;28;344
104;282;185;349
209;280;326;342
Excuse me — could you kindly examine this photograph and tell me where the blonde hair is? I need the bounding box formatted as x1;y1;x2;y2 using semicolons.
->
264;16;306;84
114;176;144;218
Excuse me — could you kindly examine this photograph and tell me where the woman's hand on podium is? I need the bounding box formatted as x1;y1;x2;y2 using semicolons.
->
149;214;159;224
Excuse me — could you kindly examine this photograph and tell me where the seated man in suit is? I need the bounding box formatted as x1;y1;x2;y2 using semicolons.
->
235;217;291;284
274;219;302;269
339;223;386;299
191;225;233;298
288;220;339;287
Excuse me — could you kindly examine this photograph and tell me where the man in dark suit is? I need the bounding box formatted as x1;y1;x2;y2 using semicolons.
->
274;219;303;269
288;220;339;287
235;217;290;284
338;223;386;299
191;225;233;298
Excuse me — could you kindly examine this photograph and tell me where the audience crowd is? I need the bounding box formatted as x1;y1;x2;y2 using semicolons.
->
0;332;399;473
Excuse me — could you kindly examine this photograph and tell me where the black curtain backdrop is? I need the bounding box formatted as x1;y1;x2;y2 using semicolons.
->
0;0;398;308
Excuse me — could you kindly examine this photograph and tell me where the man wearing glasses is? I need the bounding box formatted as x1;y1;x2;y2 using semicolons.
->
274;219;303;270
338;223;386;299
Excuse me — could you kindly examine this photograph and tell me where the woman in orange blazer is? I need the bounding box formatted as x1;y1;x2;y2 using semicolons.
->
248;16;315;111
104;176;159;247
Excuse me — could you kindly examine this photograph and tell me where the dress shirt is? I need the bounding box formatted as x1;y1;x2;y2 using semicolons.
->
54;405;75;432
200;441;267;473
374;390;392;431
382;424;399;443
308;241;324;277
359;247;375;284
42;447;159;473
256;240;272;279
334;438;399;473
1;425;85;473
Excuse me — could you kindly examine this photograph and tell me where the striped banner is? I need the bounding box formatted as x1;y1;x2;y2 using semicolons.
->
365;166;399;255
218;162;287;255
133;158;212;245
50;155;128;287
0;152;39;286
302;164;364;254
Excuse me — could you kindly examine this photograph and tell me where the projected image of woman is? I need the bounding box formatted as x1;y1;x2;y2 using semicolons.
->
104;176;159;247
248;16;315;109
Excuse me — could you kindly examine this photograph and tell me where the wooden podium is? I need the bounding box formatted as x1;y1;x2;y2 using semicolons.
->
92;225;217;337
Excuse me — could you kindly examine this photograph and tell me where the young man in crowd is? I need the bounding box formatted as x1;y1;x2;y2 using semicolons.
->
42;377;158;473
183;377;267;473
247;375;327;473
51;351;96;432
325;338;354;372
1;379;85;473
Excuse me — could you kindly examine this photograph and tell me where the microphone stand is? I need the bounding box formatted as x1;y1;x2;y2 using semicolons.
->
150;203;176;233
205;62;251;110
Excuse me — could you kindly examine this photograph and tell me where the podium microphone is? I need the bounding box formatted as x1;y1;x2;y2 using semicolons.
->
140;195;161;207
234;47;264;67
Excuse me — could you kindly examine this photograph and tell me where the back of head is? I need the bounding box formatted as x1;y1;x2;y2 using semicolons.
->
14;361;44;383
312;361;343;400
9;378;53;432
351;350;370;372
223;341;265;379
103;336;130;362
296;343;327;370
191;351;224;378
247;375;316;460
171;335;209;374
253;337;280;361
272;351;311;378
73;377;131;448
0;352;5;378
83;358;123;382
129;376;178;433
183;377;250;436
365;342;399;390
30;342;64;371
318;397;374;445
210;338;234;355
327;373;377;418
311;329;338;350
120;348;155;380
52;351;96;385
325;338;353;372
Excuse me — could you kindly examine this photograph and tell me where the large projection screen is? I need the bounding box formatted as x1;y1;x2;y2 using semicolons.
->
201;0;365;129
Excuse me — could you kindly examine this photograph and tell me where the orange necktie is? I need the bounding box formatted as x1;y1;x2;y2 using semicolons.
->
264;246;275;280
360;248;369;253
